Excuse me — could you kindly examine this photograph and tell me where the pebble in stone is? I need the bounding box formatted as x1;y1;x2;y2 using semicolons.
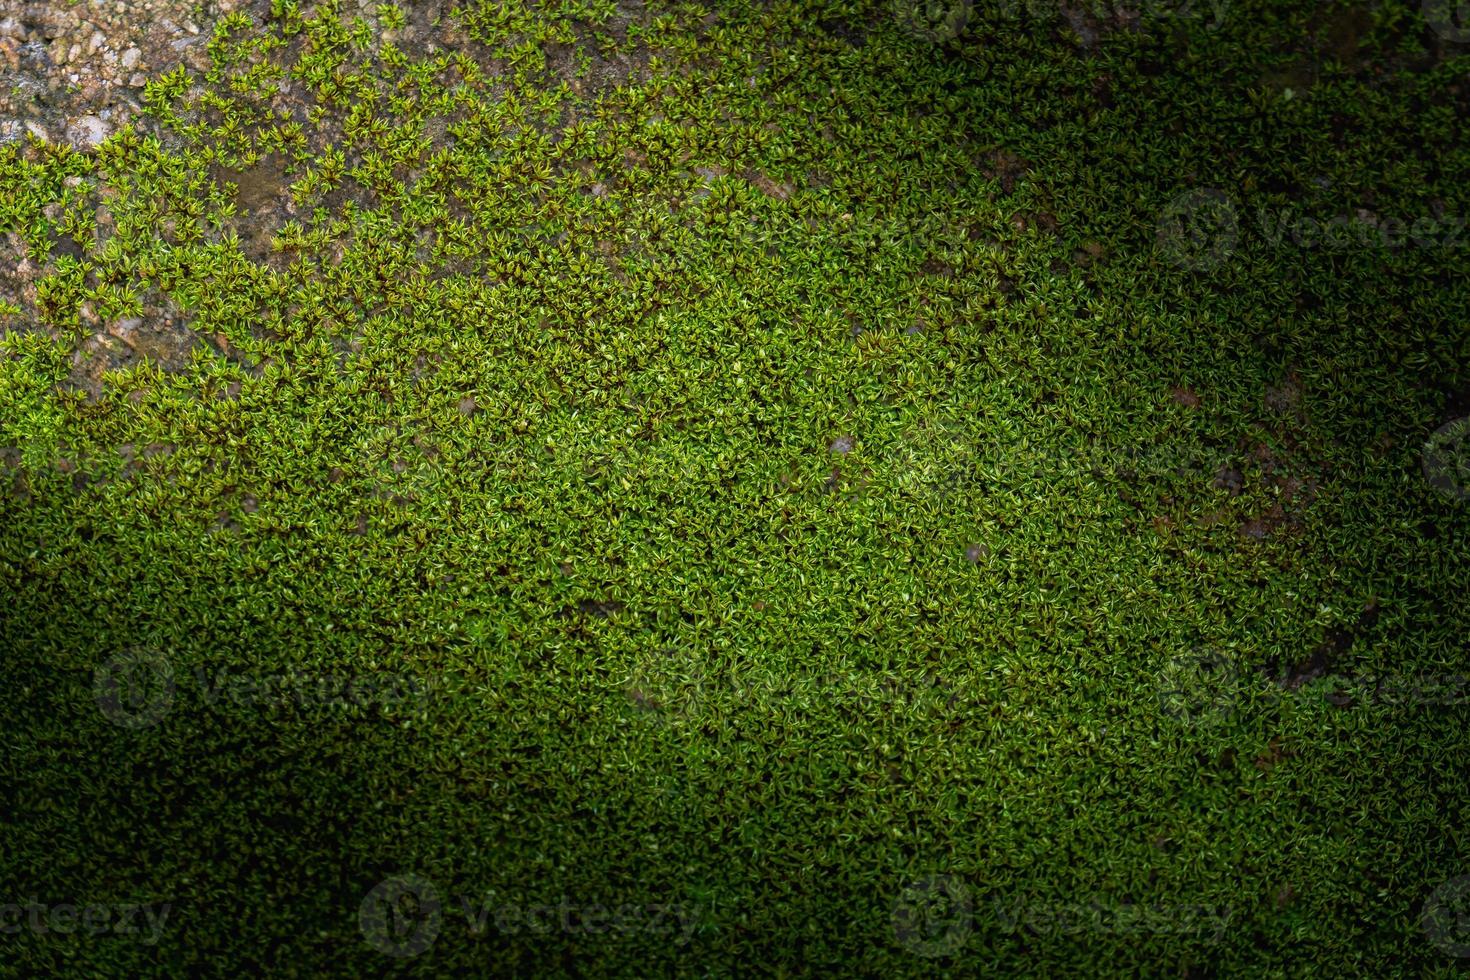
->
66;114;110;149
108;317;142;345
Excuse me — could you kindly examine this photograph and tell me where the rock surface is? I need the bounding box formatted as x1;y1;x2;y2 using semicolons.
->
0;0;256;151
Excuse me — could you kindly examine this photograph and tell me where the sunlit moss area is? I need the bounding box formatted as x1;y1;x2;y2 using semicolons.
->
3;0;1469;974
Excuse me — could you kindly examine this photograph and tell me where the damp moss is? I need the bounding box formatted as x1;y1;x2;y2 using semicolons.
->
2;0;1470;975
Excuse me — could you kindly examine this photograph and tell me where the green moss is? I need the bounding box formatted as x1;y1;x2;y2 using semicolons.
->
3;0;1470;975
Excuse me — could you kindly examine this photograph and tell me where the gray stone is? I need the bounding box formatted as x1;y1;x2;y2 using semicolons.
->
66;114;110;149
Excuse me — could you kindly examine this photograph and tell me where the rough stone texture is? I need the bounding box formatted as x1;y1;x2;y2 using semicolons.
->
0;0;258;151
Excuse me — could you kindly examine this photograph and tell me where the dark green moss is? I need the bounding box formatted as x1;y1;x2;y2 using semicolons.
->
3;0;1469;974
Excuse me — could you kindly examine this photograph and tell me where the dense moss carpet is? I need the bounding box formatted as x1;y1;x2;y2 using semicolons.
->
3;0;1469;974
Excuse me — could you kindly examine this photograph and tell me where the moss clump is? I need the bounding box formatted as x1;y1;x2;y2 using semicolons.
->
3;0;1469;975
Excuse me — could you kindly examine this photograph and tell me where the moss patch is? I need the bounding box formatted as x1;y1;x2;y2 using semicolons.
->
3;0;1470;974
